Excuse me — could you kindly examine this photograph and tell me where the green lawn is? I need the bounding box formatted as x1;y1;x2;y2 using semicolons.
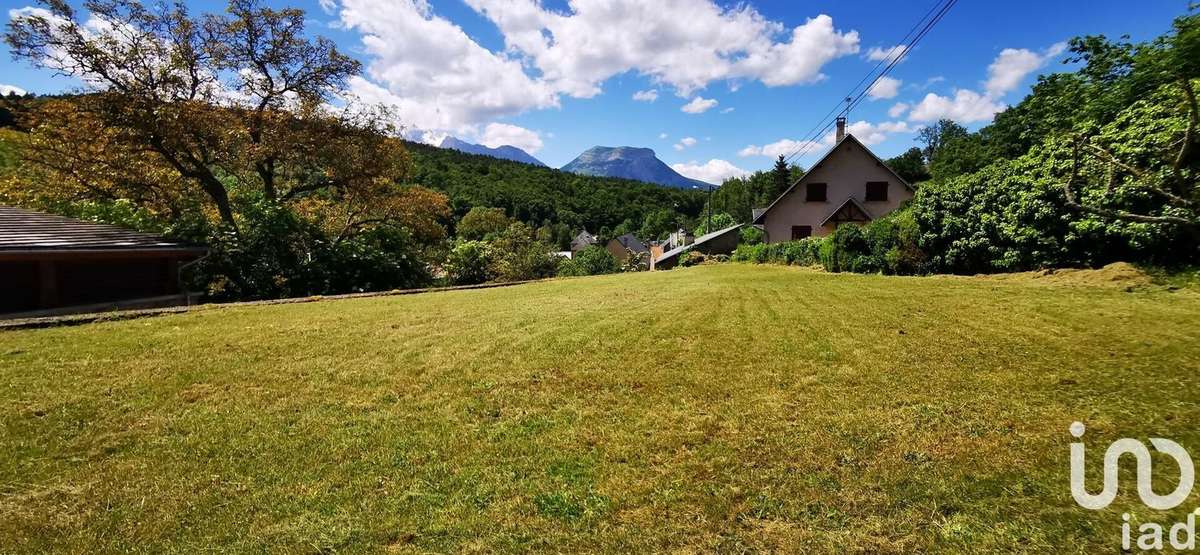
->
2;264;1199;552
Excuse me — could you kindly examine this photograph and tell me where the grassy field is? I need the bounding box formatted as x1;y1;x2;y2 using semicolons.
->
2;264;1199;552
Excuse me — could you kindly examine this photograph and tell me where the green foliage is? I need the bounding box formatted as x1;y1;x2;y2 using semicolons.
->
738;225;764;246
693;212;737;236
638;208;682;241
885;147;931;184
487;222;558;282
557;245;619;277
706;164;802;223
621;250;649;272
402;141;705;236
193;196;429;300
445;240;494;285
917;119;969;164
732;238;822;266
457;206;512;240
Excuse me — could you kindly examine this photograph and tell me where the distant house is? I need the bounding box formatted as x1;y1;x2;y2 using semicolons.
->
570;230;598;253
0;207;206;317
606;233;648;263
653;224;742;270
752;118;914;243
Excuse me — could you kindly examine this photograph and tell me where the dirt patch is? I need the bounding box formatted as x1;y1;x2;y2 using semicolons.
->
977;262;1154;288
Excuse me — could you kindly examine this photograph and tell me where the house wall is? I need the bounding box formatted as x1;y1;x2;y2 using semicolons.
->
0;255;182;314
605;240;630;262
761;138;913;243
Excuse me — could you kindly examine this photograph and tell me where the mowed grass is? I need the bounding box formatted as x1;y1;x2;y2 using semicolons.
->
2;264;1199;553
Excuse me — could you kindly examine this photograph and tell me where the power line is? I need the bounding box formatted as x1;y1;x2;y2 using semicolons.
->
779;0;959;166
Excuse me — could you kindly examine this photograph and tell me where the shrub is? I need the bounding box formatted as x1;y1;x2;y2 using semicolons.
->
488;222;558;282
445;240;494;285
559;245;619;276
739;226;765;246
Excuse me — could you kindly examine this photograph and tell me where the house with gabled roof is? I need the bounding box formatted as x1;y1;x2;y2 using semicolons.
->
752;117;914;243
606;233;648;264
569;230;598;253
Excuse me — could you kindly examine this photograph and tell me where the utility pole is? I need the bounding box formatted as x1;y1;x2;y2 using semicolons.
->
706;183;712;234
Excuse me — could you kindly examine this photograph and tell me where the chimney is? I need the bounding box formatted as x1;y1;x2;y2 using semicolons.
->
835;116;846;143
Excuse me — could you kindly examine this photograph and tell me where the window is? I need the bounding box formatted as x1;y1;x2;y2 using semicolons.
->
791;225;812;240
806;183;827;202
865;181;888;202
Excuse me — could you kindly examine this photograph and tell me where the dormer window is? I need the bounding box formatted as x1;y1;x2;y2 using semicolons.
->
806;183;827;202
865;181;888;202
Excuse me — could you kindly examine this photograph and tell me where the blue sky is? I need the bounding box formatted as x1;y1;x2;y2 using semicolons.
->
0;0;1189;182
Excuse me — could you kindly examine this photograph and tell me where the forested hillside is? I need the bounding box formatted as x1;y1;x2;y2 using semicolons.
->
401;140;705;239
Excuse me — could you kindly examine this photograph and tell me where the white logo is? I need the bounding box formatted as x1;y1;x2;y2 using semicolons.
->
1069;421;1194;510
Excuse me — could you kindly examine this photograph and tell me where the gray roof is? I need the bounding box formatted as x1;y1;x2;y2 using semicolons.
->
655;223;742;264
570;230;598;250
611;233;648;254
0;206;201;251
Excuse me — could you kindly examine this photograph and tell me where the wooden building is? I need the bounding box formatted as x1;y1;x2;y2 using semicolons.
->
0;207;206;317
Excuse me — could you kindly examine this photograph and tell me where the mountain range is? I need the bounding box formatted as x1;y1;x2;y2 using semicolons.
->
560;146;712;189
436;139;712;190
439;136;547;167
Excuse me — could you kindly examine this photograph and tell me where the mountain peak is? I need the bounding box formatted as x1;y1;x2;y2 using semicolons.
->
438;137;546;167
561;146;711;189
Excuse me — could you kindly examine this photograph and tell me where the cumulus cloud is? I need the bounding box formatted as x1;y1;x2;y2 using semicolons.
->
905;42;1063;124
888;102;909;118
740;120;914;159
0;84;27;96
908;89;1006;122
681;96;719;114
330;1;860;140
985;42;1066;96
867;76;901;100
337;0;557;136
673;136;699;151
828;120;913;145
479;123;543;153
671;159;750;184
464;0;859;94
632;89;658;102
864;44;908;64
738;138;821;158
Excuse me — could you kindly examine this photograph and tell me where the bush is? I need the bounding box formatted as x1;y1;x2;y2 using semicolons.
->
679;251;708;267
488;222;558;282
558;245;619;276
193;197;431;300
733;238;822;266
739;226;764;246
445;240;494;285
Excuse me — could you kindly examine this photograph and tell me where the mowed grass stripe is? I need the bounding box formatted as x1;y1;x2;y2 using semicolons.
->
1;264;1198;552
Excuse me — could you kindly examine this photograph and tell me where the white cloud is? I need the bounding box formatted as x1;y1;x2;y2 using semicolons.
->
827;120;913;145
985;42;1066;96
721;107;735;114
479;122;543;153
908;89;1006;123
671;159;750;184
318;0;338;15
0;84;27;96
865;44;908;64
681;96;718;114
331;1;860;141
659;132;668;139
741;120;914;159
867;76;901;100
337;0;558;137
632;89;658;102
738;138;821;158
464;1;859;95
673;136;698;151
888;102;909;118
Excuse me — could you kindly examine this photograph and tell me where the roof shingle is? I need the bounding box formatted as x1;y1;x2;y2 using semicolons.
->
0;206;200;251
